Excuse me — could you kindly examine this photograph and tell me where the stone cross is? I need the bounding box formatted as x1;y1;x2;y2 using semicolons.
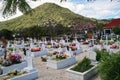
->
44;38;47;44
66;37;69;43
51;39;54;47
58;45;62;53
76;43;80;49
105;35;109;52
68;48;72;57
91;36;95;46
60;37;65;44
117;35;119;45
25;49;34;71
30;39;34;48
42;43;45;50
74;35;78;43
21;40;24;48
7;41;10;48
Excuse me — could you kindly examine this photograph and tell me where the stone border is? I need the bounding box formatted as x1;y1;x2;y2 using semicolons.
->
32;50;48;57
47;57;77;69
0;70;38;80
1;61;27;74
66;65;97;80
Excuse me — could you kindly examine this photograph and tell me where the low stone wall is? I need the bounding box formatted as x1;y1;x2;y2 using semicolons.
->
1;61;27;74
66;65;97;80
47;57;77;69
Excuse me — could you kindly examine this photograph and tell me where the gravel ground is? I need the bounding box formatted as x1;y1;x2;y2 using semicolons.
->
33;51;101;80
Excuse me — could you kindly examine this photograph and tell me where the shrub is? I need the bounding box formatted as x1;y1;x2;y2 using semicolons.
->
112;27;120;35
95;49;101;61
71;57;93;72
95;49;109;62
97;53;120;80
0;29;13;40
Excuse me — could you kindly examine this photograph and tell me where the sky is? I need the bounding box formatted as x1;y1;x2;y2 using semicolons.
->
0;0;120;21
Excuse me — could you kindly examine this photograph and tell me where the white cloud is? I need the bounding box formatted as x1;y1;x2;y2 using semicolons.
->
74;0;120;19
0;0;120;21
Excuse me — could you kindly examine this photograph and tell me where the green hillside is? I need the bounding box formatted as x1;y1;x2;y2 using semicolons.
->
0;3;107;30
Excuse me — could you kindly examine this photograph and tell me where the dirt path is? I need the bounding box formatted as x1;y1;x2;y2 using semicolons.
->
33;52;100;80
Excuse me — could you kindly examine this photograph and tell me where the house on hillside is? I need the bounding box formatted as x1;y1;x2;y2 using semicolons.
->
104;18;120;35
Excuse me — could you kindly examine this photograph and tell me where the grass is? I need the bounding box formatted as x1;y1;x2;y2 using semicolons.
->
52;58;65;61
0;3;107;30
71;57;93;72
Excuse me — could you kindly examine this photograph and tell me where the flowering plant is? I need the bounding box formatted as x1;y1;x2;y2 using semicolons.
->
8;53;22;64
0;58;12;66
82;41;89;44
47;41;52;45
69;43;77;51
69;43;76;47
110;45;119;49
31;48;41;52
56;52;67;60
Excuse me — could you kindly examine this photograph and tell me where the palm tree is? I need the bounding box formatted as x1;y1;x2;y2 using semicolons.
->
1;0;116;17
2;0;31;17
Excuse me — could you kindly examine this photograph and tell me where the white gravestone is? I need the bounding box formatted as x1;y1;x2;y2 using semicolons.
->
42;43;45;50
24;50;35;72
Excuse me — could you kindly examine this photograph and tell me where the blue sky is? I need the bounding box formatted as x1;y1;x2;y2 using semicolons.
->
70;0;85;4
0;0;120;21
66;0;120;19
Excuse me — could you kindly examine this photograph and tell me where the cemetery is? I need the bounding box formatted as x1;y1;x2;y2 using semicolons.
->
0;31;119;80
0;0;120;80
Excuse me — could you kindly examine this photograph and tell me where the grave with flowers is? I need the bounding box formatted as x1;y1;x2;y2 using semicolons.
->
47;46;77;69
0;49;38;80
0;53;27;74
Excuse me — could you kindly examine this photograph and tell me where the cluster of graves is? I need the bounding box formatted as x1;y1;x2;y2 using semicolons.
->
0;35;119;80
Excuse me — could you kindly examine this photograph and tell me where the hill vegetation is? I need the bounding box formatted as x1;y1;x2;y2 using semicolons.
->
0;3;107;30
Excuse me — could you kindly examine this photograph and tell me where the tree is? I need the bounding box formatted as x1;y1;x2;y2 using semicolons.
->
2;0;31;17
0;29;13;40
112;27;120;35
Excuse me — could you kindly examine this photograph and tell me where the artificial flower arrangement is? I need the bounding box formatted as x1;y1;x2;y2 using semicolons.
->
31;48;41;52
52;52;67;61
46;45;52;48
71;47;77;51
24;42;30;47
110;45;119;49
89;44;94;47
47;41;52;45
82;40;89;45
69;43;77;51
52;45;59;48
0;70;27;80
0;58;12;66
0;53;22;67
7;48;14;52
8;53;22;64
108;39;114;45
69;43;76;46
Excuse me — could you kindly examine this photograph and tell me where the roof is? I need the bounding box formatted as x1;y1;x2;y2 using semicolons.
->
104;18;120;28
73;23;95;30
